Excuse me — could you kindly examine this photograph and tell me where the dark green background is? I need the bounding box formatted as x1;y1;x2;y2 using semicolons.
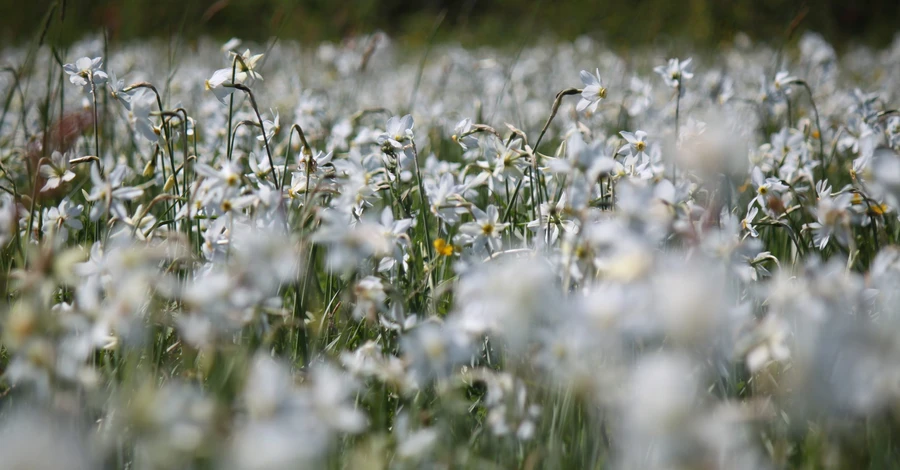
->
6;0;900;50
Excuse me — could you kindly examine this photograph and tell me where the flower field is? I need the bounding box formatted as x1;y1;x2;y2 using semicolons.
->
2;28;900;469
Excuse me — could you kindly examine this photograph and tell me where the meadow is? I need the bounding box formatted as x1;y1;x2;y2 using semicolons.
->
2;22;900;469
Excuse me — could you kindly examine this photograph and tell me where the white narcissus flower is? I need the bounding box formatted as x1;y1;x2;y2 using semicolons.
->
205;50;264;105
745;315;791;372
106;70;133;110
805;184;853;250
626;76;652;116
678;117;706;144
353;276;387;321
257;109;280;142
378;114;415;150
401;321;472;383
307;363;368;434
195;161;243;189
63;56;107;92
618;130;650;161
459;205;509;252
773;70;797;94
452;118;478;151
887;116;900;147
742;206;760;238
375;206;413;272
39;151;75;192
393;412;439;460
235;49;265;81
205;68;236;105
85;164;144;221
230;356;366;470
484;137;526;182
0;193;15;246
130;89;159;143
221;37;242;54
526;194;575;246
749;166;788;214
576;68;607;113
286;150;333;202
424;173;467;224
247;152;272;183
554;132;615;179
653;57;693;89
42;198;83;242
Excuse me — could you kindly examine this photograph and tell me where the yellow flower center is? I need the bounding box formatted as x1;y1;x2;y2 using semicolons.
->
433;238;454;256
868;203;889;216
425;340;445;359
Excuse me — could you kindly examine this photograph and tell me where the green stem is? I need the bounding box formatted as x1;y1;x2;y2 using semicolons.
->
228;83;279;189
411;142;435;309
89;73;102;176
673;84;681;182
225;57;238;162
790;80;826;183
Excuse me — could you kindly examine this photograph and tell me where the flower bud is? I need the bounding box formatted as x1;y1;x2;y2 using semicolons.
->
143;159;156;177
164;175;176;192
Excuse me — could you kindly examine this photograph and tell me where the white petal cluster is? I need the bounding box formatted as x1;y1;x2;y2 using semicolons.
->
2;30;900;469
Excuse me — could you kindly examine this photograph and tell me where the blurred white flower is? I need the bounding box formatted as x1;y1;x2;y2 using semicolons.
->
458;204;508;252
378;114;415;150
576;68;607;113
63;56;107;92
39;150;75;192
653;57;693;89
41;198;83;242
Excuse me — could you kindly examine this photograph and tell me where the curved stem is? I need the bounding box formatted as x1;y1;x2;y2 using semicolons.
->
88;73;102;176
227;82;279;189
506;87;581;226
228;119;258;166
123;82;178;192
226;57;238;162
410;142;435;309
790;80;826;182
286;123;312;194
674;85;681;182
25;157;51;256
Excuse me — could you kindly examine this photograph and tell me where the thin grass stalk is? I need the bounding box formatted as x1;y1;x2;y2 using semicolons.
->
122;82;179;193
226;56;238;162
673;83;682;182
789;79;826;183
88;73;101;174
411;141;435;306
226;81;279;189
285;123;312;194
407;9;447;113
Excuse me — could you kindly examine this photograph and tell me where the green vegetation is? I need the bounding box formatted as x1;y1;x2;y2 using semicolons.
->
3;0;899;50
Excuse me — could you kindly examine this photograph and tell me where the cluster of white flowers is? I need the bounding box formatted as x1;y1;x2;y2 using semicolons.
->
1;30;900;468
